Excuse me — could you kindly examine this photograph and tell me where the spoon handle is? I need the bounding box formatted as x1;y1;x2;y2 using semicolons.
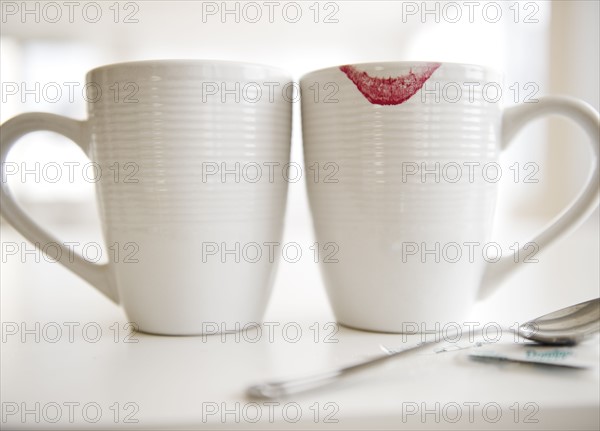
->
246;340;434;399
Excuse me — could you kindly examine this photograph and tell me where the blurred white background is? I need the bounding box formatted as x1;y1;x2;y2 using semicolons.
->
1;0;599;315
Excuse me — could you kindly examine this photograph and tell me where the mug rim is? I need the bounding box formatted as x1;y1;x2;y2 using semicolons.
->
300;61;500;81
87;59;291;79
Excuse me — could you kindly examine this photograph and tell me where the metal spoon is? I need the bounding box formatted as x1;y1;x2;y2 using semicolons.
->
246;298;600;399
515;297;599;345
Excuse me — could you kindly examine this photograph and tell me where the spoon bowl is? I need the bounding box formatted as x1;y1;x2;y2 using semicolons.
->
516;298;600;345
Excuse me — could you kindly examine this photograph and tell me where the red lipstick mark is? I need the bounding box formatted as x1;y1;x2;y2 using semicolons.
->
339;63;441;105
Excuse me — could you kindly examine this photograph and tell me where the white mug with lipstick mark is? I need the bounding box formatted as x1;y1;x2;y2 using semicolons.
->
0;60;293;335
301;62;599;333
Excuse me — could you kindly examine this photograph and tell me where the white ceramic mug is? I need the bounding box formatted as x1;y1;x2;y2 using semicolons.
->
1;60;292;335
301;62;599;333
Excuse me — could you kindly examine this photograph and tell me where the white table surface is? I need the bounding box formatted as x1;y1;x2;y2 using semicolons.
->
1;213;599;430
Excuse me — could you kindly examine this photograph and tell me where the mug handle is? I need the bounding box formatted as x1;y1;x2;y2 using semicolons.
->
478;96;599;299
0;113;118;303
